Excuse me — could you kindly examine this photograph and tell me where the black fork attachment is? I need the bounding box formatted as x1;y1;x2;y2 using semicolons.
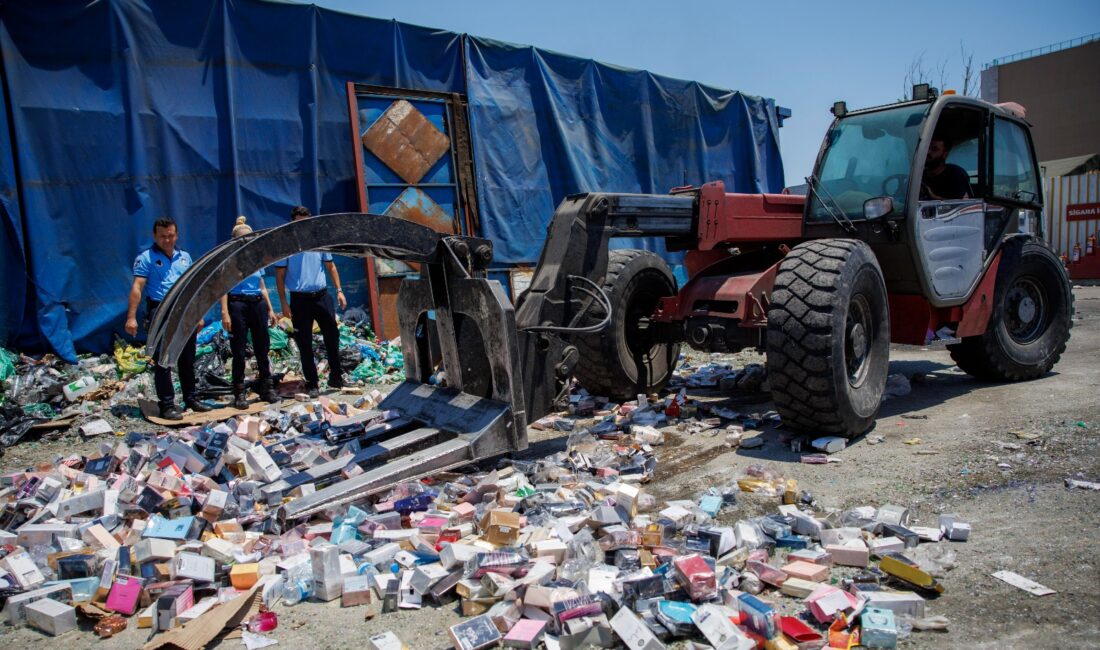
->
147;195;694;526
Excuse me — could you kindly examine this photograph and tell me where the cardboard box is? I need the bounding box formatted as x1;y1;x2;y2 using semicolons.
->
25;598;77;636
781;560;829;582
230;562;260;589
341;574;373;607
105;575;143;615
1;551;46;589
825;542;869;568
692;603;753;650
502;618;547;649
480;510;521;546
609;607;666;650
155;583;194;631
172;552;215;582
367;631;408;650
449;613;503;650
4;583;73;625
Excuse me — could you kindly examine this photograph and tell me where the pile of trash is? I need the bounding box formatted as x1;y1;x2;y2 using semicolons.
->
0;318;405;451
0;386;965;649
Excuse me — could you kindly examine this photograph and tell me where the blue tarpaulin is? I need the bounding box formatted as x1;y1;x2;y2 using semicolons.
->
0;0;783;359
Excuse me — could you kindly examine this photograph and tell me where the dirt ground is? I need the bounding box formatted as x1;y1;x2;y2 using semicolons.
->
2;286;1098;649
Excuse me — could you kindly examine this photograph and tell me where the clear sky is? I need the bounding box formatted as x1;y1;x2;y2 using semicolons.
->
303;0;1098;186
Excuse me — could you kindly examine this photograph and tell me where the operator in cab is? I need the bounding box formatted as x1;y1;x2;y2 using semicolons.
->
920;137;971;200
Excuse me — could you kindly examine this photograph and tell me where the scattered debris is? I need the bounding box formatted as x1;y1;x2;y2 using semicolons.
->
1065;478;1100;491
882;374;912;401
991;571;1057;597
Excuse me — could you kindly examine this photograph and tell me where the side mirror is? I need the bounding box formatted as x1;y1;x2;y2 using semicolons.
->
863;196;894;220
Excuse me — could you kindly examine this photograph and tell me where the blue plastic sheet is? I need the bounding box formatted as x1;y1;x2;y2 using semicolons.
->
0;0;782;358
465;36;784;264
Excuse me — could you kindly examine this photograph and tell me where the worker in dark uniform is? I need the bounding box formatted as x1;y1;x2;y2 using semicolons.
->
219;217;280;410
274;206;347;398
920;137;972;200
125;217;211;420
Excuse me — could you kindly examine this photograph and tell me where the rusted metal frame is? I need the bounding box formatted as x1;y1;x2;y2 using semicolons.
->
346;81;382;333
348;82;481;237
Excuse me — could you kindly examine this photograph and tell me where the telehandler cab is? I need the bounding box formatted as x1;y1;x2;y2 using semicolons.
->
148;88;1071;523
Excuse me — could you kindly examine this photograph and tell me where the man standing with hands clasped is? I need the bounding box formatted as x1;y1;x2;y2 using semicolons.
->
125;217;211;420
275;206;346;398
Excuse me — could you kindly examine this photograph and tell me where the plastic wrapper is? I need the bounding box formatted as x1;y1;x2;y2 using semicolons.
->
94;615;128;638
673;554;717;601
113;339;149;376
910;543;957;578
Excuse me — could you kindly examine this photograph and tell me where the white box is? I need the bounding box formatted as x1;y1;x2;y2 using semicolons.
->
3;583;73;625
1;551;45;589
609;607;665;650
25;598;77;636
172;552;215;582
692;603;753;650
245;445;282;483
440;543;480;570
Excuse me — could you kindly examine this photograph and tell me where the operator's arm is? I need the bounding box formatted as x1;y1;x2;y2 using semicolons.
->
275;266;290;320
125;277;146;337
325;260;346;310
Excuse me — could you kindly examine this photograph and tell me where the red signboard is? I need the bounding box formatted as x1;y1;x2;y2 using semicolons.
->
1067;202;1100;221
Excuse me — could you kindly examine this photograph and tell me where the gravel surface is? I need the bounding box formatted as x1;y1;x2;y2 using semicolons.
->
2;287;1098;650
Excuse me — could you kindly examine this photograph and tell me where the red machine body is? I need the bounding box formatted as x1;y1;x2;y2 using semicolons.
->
653;181;999;351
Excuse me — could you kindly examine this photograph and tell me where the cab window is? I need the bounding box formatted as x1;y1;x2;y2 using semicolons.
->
992;118;1039;204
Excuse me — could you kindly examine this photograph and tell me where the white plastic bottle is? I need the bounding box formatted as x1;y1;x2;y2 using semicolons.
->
63;376;100;401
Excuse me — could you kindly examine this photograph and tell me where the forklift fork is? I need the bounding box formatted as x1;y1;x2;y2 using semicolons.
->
146;214;527;525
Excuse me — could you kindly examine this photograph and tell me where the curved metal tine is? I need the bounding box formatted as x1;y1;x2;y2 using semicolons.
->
147;234;259;355
152;213;445;367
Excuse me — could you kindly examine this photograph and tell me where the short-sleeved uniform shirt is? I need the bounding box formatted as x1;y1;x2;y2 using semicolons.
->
275;252;332;293
133;245;192;302
229;269;265;296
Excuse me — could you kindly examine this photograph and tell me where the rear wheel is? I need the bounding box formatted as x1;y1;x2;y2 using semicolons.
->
767;239;890;437
948;237;1072;380
574;249;681;400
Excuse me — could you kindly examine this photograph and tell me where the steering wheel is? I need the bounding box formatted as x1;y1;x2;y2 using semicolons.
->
881;174;907;196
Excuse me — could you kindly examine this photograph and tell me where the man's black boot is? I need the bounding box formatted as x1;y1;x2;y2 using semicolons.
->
159;404;184;421
258;378;279;404
232;385;249;410
184;398;212;413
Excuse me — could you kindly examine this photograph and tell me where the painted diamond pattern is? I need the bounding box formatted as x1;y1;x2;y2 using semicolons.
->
385;187;456;234
361;99;451;184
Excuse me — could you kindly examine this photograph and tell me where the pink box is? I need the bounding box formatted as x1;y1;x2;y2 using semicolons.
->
452;502;477;521
503;618;547;648
825;543;869;568
781;560;829;582
106;575;143;615
807;585;861;624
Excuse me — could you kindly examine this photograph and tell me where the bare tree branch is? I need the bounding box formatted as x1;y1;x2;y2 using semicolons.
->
960;41;975;96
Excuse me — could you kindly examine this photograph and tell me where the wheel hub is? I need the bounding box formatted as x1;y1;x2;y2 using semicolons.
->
845;296;873;387
1004;277;1047;344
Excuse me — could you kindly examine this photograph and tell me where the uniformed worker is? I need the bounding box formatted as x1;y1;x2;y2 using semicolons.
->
274;206;347;398
219;217;280;410
125;217;211;420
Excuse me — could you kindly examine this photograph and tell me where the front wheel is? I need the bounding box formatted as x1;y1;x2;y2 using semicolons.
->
948;237;1072;381
767;239;890;437
573;249;681;400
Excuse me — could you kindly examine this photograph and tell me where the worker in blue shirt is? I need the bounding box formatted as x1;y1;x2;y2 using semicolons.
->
125;217;211;420
275;206;346;397
219;217;280;410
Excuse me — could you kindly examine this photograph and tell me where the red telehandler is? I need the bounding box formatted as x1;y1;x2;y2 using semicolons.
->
148;88;1072;523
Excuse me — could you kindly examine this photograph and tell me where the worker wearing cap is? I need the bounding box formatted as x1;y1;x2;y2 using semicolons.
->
125;217;211;420
274;206;346;397
219;217;280;410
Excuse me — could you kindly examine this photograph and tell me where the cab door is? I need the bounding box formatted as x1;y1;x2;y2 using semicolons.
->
913;105;988;302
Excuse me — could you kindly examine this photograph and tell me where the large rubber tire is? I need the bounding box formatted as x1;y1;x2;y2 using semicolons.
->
767;239;890;437
947;237;1072;381
573;249;681;400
